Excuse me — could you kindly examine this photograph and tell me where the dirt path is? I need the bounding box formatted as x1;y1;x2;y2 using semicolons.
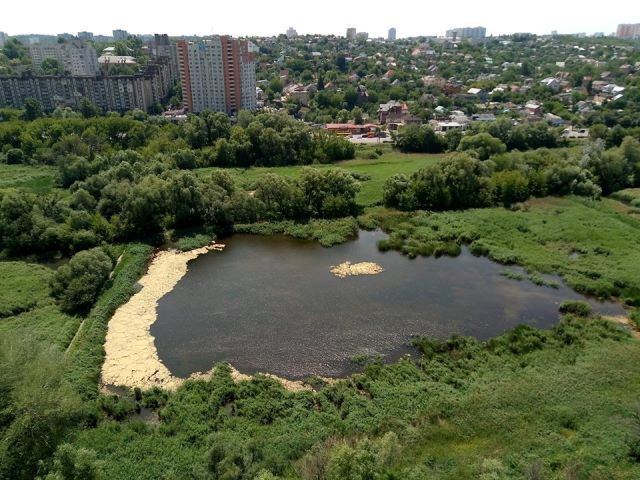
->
603;315;640;339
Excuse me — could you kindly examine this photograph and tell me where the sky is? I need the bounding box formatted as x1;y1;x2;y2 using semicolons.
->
2;0;628;38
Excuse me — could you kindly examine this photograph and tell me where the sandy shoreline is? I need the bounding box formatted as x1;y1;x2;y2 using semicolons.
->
101;243;312;392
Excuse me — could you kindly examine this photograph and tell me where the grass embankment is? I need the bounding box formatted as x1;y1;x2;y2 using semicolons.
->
371;196;640;303
197;150;445;206
611;188;640;206
66;243;153;399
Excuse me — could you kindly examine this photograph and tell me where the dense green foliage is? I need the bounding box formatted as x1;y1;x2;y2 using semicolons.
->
50;248;113;314
384;138;640;210
0;335;86;480
67;318;640;479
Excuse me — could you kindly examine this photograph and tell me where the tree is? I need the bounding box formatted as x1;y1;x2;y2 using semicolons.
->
2;39;25;60
45;444;103;480
580;140;631;195
23;97;43;121
254;174;303;220
458;132;506;161
382;174;416;210
269;77;283;94
493;170;530;206
50;247;113;314
41;57;62;74
395;125;445;154
79;98;100;118
298;168;359;218
119;175;169;237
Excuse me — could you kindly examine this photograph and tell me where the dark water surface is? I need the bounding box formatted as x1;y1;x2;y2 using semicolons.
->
154;231;623;379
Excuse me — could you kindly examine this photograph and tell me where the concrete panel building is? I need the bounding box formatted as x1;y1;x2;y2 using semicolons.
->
388;28;396;41
29;39;98;76
0;32;7;48
0;60;173;112
112;29;129;41
77;31;94;41
346;28;356;41
178;37;256;114
153;34;179;84
446;26;487;40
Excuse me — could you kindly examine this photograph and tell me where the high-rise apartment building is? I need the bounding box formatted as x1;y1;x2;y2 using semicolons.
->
346;28;356;41
0;32;8;48
113;29;129;41
178;37;256;115
29;39;98;76
446;26;487;40
286;27;298;39
388;27;396;41
153;34;179;84
616;24;640;39
77;31;94;41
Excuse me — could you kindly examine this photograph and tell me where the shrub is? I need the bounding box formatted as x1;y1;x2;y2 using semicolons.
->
6;148;25;164
559;301;593;317
50;247;113;315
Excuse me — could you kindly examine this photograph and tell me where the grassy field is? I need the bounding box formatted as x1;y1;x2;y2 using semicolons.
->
0;261;80;348
0;164;58;193
197;150;446;206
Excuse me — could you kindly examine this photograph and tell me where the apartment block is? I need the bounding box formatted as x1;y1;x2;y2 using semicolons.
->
388;28;397;41
346;28;356;41
286;27;298;39
113;29;129;41
153;34;180;84
178;37;256;115
446;26;487;40
616;24;640;39
29;39;98;76
0;32;7;48
0;60;173;112
77;31;94;41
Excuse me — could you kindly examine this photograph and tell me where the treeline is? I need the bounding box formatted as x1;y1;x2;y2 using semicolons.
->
394;119;563;155
384;137;640;210
0;159;359;258
0;110;355;168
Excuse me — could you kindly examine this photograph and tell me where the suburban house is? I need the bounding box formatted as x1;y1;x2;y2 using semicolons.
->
377;101;422;125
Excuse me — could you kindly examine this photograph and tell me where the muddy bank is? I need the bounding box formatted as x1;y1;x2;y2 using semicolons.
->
330;261;383;278
101;243;312;392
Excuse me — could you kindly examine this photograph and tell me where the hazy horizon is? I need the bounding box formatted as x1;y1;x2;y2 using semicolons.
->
2;0;632;39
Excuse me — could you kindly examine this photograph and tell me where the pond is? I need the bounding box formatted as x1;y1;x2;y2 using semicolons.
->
153;230;623;380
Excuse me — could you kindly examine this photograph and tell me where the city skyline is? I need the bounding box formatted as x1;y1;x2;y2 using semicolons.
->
2;0;632;39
